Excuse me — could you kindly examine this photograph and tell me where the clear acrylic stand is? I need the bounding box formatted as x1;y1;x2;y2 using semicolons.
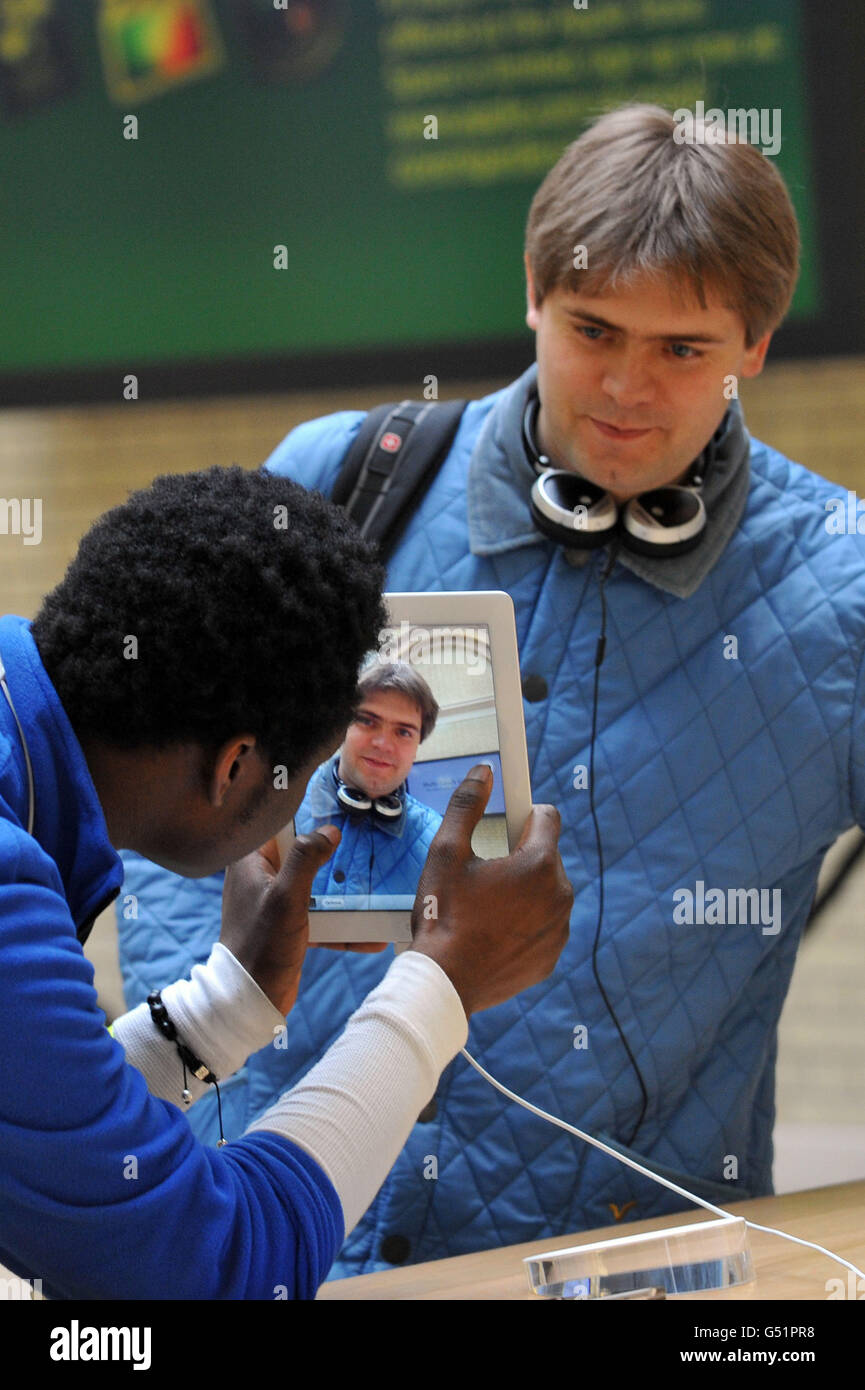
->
524;1216;754;1300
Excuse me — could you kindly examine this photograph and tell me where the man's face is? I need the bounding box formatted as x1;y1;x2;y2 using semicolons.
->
337;689;423;800
525;264;772;502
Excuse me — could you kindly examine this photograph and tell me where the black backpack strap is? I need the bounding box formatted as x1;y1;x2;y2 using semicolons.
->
330;398;468;562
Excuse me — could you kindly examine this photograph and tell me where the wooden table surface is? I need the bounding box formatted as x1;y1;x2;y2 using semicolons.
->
317;1180;865;1300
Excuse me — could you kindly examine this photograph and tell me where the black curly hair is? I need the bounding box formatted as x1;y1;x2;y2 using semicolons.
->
32;466;389;778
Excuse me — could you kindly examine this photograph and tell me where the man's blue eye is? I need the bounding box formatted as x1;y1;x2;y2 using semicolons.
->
671;343;699;358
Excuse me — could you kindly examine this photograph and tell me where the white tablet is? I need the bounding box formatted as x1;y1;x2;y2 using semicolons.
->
277;591;531;942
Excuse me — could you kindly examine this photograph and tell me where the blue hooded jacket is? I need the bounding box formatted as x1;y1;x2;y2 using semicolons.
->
0;615;343;1299
117;367;865;1279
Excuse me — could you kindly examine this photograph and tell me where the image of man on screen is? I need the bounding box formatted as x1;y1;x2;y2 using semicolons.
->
296;661;443;907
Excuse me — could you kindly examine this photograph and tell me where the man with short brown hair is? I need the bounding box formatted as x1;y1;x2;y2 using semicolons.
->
119;105;865;1278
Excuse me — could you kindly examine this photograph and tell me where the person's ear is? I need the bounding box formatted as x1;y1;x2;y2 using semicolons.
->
525;252;540;331
740;330;773;379
208;736;259;807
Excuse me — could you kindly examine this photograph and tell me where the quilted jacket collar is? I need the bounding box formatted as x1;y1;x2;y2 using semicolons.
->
466;362;752;598
301;754;407;839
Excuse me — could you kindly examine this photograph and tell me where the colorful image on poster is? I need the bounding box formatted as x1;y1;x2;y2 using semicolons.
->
96;0;224;104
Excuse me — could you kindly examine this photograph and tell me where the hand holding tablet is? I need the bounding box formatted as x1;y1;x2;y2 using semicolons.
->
408;762;573;1015
227;593;571;1016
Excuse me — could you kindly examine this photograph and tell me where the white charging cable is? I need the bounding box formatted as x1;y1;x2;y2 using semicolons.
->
460;1046;865;1282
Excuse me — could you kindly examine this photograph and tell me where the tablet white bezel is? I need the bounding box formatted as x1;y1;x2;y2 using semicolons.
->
277;590;530;943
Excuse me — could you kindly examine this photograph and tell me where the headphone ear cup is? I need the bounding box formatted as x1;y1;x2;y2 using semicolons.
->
529;471;618;550
373;792;403;820
336;782;373;813
622;487;706;557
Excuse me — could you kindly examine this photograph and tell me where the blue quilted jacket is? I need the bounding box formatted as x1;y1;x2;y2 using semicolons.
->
296;754;442;903
118;365;865;1280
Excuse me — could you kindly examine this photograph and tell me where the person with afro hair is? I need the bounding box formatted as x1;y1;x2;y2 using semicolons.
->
31;465;392;876
0;463;570;1299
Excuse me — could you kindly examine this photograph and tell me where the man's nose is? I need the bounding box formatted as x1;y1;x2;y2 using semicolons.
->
600;350;655;410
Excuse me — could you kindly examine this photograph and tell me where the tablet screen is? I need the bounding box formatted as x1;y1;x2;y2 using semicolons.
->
295;620;508;913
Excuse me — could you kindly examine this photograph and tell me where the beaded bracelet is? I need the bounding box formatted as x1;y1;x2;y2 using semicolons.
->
147;990;226;1145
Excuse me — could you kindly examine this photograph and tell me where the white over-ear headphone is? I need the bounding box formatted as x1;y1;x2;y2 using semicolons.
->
523;391;710;557
0;655;35;835
332;762;404;820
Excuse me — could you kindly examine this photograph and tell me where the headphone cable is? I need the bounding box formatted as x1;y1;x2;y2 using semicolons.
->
588;542;649;1148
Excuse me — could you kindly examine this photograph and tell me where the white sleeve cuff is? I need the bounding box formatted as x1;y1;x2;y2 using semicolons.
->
110;942;285;1105
246;949;468;1235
